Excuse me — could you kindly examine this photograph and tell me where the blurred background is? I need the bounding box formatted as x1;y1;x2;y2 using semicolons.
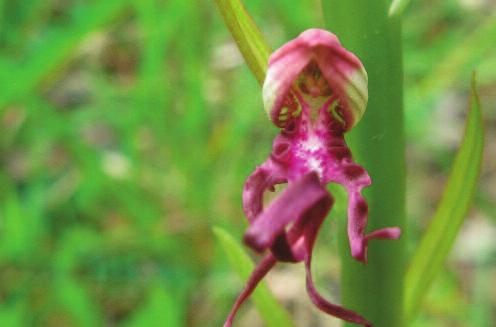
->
0;0;495;326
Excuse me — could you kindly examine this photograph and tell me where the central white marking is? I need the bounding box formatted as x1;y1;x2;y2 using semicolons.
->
301;134;321;152
307;157;323;176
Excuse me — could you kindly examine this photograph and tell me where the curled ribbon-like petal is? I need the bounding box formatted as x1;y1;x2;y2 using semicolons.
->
225;173;373;327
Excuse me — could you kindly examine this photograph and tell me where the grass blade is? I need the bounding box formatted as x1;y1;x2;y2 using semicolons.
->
417;10;496;97
54;230;103;326
213;227;295;327
0;0;131;110
123;284;182;327
404;73;484;322
389;0;412;17
214;0;271;85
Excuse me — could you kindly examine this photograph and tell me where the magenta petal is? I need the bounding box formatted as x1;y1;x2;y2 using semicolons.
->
347;191;370;262
328;161;371;262
300;198;373;327
242;163;285;222
270;190;335;262
223;254;277;327
328;158;400;263
366;227;402;241
244;172;327;252
305;262;372;327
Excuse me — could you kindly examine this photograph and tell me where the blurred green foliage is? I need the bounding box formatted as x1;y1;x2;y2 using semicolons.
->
0;0;495;326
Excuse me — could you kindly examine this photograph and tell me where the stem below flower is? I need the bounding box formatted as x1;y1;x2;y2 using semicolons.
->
323;1;406;326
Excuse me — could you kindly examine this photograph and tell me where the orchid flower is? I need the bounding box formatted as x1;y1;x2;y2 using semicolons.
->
224;29;401;327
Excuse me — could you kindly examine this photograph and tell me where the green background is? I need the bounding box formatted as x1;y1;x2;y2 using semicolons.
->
0;0;494;326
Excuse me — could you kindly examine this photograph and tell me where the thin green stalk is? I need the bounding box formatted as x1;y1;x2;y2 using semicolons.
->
323;1;406;326
214;0;270;85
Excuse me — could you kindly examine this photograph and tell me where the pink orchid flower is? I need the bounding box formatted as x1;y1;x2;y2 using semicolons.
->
224;29;401;327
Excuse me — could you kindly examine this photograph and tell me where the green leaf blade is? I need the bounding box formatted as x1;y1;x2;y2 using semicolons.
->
214;0;271;85
123;284;182;327
388;0;412;17
213;227;295;327
404;73;484;322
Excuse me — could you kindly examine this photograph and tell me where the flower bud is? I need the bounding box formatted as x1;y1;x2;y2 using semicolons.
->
262;29;368;131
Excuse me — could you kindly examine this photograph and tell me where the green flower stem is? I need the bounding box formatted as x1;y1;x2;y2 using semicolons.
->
214;0;271;85
323;1;406;327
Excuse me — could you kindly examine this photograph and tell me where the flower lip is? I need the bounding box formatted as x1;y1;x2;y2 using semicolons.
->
262;29;368;131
